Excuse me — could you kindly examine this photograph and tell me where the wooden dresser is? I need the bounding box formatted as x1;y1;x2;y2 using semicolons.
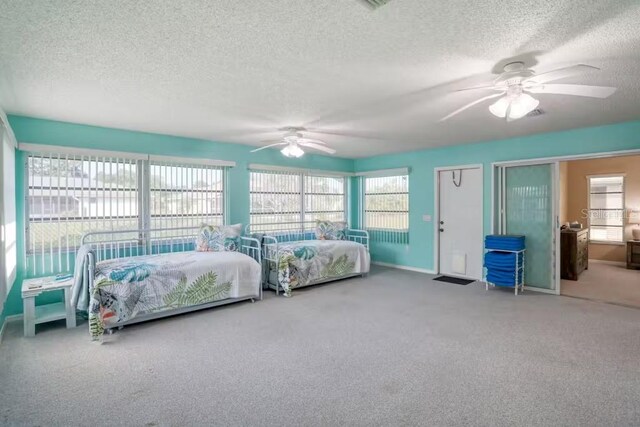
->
628;241;640;270
561;228;589;281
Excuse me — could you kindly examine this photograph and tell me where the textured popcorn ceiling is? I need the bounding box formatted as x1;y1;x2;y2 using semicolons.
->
0;0;639;158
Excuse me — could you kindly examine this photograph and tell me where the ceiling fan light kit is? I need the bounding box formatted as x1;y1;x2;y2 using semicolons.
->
281;143;305;158
489;91;540;120
250;127;337;158
441;61;617;123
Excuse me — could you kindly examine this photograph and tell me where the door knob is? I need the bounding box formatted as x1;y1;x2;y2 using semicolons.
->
439;228;444;232
440;221;444;225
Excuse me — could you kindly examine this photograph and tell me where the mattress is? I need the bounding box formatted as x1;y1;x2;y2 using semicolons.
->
89;251;261;338
266;239;370;296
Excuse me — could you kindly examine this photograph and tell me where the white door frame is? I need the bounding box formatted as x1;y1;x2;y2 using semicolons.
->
491;147;640;295
0;129;5;314
434;164;484;279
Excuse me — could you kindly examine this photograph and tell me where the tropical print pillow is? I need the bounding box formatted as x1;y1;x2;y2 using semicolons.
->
195;223;242;252
315;220;347;241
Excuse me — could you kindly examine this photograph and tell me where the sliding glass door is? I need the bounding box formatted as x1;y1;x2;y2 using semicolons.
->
497;163;557;291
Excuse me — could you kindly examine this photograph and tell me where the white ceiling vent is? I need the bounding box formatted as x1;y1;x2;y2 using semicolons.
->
360;0;392;9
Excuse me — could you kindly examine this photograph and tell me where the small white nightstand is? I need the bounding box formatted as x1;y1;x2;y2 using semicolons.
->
22;275;77;337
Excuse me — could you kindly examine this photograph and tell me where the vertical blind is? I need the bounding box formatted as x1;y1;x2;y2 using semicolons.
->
363;174;409;244
589;175;624;243
249;169;346;233
25;152;228;276
304;175;346;223
26;154;140;275
150;161;224;230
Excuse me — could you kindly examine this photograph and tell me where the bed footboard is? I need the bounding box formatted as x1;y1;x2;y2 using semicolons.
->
240;236;263;300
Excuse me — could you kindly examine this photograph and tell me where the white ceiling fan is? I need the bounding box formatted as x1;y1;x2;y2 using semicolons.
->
250;127;336;158
440;62;617;122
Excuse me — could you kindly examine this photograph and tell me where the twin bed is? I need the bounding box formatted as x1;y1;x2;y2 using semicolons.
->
247;221;370;297
75;221;370;340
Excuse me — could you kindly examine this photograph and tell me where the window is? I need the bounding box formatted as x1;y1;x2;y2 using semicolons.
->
150;161;224;230
1;122;18;305
27;155;140;274
249;169;346;233
25;151;228;276
362;174;409;243
304;175;346;223
588;175;625;243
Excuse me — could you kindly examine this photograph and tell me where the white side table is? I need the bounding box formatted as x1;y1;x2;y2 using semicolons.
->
22;275;77;337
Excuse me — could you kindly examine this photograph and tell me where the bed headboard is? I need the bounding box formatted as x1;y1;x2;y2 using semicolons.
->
245;221;369;250
246;221;317;243
80;226;261;265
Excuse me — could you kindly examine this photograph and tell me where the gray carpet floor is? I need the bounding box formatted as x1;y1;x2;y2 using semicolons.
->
1;266;639;426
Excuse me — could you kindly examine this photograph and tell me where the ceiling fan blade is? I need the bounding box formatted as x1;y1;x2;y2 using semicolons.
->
298;142;336;154
250;142;286;153
439;92;504;122
304;128;383;140
454;84;499;92
525;64;599;84
298;137;327;145
526;84;617;98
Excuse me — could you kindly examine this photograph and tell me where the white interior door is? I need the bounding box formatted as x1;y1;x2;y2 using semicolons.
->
438;167;483;279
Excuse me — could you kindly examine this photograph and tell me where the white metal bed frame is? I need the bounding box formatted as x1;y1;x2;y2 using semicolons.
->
81;226;262;332
245;221;370;295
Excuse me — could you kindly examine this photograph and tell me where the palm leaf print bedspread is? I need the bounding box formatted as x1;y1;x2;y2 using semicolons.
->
274;240;370;296
89;251;261;339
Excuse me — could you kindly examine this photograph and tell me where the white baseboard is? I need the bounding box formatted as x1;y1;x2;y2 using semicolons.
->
589;259;626;267
0;314;23;346
371;261;436;275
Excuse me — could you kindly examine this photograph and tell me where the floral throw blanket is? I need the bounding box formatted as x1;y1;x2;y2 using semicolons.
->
273;240;370;297
89;251;261;340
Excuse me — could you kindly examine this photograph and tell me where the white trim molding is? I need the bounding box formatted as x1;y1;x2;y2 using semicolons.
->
372;261;436;275
150;154;235;167
355;167;410;178
492;148;640;168
0;314;23;346
19;143;149;160
0;108;17;148
19;143;237;166
248;163;353;177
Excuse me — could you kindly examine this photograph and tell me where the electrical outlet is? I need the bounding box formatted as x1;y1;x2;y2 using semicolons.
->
422;214;432;222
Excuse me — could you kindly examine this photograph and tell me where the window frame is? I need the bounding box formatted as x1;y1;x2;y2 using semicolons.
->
587;174;626;245
249;169;349;229
361;174;409;232
23;149;231;259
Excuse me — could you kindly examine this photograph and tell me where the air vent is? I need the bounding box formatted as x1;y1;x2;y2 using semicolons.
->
360;0;391;9
526;108;545;117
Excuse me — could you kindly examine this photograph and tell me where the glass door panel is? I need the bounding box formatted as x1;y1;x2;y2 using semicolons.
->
504;164;555;290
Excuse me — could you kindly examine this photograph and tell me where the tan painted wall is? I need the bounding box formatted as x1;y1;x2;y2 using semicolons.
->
564;155;640;263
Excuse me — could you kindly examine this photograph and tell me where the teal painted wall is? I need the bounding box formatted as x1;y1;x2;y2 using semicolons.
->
354;121;640;271
3;115;640;320
3;115;354;316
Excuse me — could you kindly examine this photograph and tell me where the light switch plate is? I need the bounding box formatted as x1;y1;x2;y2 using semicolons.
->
422;214;432;222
